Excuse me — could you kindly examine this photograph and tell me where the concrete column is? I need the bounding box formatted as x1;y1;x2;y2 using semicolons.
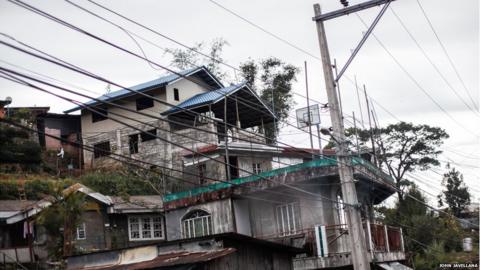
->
115;129;122;155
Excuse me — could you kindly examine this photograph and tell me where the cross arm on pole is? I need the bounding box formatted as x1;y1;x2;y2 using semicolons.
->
335;0;392;82
312;0;397;22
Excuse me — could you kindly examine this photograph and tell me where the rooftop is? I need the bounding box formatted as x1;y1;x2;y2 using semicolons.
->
64;66;223;113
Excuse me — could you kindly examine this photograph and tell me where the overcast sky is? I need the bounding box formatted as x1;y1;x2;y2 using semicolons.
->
0;0;478;203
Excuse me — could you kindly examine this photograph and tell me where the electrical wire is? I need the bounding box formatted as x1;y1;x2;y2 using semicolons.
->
389;7;479;116
355;13;478;138
415;0;478;111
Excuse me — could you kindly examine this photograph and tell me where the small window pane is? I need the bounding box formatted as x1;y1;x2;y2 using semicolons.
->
129;134;139;154
92;107;108;123
174;88;179;101
140;129;157;142
136;97;154;111
93;141;111;158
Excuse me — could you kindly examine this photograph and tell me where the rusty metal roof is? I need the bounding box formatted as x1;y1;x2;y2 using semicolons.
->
70;248;236;270
109;195;163;213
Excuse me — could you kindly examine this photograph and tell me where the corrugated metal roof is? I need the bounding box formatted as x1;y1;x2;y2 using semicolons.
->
0;200;37;212
163;82;246;115
68;248;236;270
64;66;215;113
110;195;163;212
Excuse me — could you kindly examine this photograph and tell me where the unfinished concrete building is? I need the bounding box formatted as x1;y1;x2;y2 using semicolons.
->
64;66;276;191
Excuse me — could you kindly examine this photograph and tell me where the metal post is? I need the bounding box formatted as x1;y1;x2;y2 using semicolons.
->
384;225;390;252
354;76;365;128
366;219;374;259
313;4;370;269
333;59;343;117
363;85;377;166
304;61;315;159
400;227;405;252
352;111;361;157
224;96;231;181
316;124;322;156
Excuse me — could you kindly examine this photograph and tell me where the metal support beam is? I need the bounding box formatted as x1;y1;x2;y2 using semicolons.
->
312;0;397;22
335;0;392;82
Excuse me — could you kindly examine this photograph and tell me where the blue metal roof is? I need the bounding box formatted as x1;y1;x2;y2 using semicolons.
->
162;82;247;115
64;66;218;113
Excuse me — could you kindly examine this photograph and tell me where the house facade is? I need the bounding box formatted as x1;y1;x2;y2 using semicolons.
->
64;66;276;192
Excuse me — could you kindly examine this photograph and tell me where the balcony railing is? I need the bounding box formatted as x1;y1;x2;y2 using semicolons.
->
303;221;404;258
0;246;34;264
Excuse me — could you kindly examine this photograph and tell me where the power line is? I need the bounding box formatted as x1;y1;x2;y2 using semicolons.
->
70;0;328;106
415;0;478;111
207;0;321;61
355;13;478;138
0;67;356;207
389;7;479;116
6;0;476;227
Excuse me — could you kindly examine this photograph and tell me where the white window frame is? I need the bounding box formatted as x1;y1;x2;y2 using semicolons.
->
182;211;213;239
127;215;164;241
252;163;262;174
76;223;86;240
276;202;301;236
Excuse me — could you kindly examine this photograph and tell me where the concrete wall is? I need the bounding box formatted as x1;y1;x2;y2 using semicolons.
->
237;155;273;178
233;199;252;236
165;76;210;106
81;87;167;136
165;199;235;241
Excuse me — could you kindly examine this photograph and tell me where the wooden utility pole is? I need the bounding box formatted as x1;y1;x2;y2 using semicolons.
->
313;4;370;270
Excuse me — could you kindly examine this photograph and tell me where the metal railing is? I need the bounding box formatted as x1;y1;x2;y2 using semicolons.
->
0;246;32;267
302;222;404;257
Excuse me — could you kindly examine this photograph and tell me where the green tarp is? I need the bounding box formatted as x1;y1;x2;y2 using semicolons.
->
164;156;392;203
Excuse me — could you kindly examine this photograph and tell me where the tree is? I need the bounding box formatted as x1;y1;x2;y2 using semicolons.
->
166;38;300;144
0;123;42;171
239;57;299;143
438;165;471;217
347;122;449;201
377;184;463;258
36;183;86;260
164;38;229;80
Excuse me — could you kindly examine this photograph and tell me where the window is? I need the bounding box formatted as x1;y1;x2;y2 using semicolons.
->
128;216;164;241
173;88;179;101
136;97;154;111
93;141;111;158
198;163;207;185
252;163;262;174
182;210;212;239
76;223;86;240
129;134;139;154
276;202;301;236
140;129;157;142
91;107;108;122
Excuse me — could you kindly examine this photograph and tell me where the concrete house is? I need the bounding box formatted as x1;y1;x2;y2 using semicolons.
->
61;155;409;269
64;66;276;190
160;156;408;269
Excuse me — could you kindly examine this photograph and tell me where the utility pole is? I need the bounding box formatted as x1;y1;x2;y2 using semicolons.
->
313;4;370;270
